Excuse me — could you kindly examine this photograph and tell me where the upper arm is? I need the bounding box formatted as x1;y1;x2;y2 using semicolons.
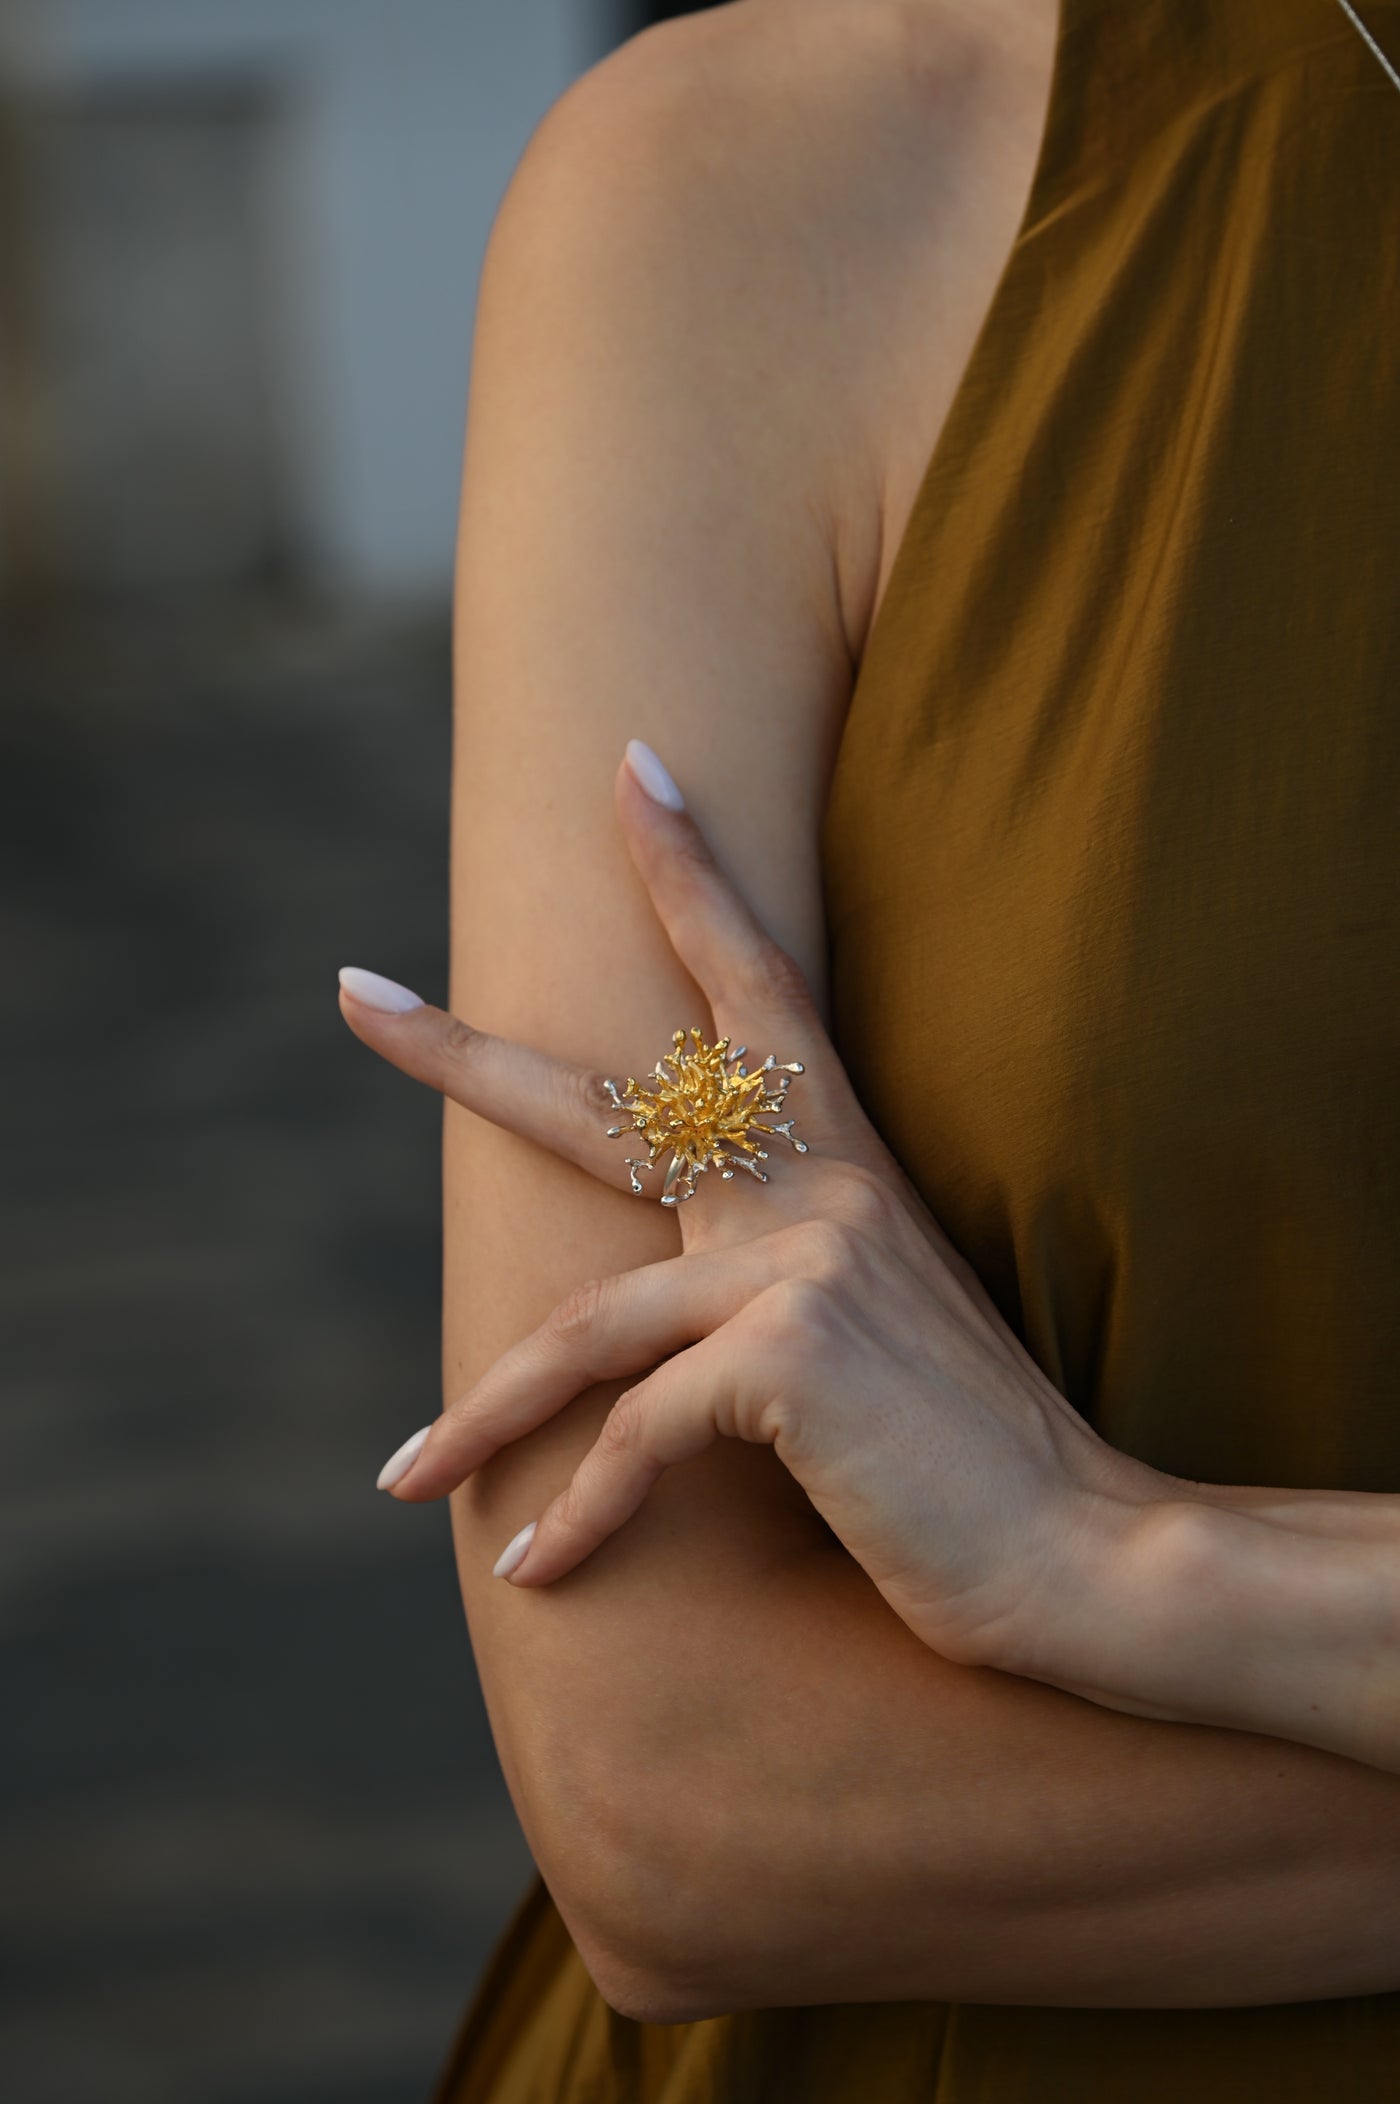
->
437;18;1400;2027
452;46;854;1031
443;12;859;1982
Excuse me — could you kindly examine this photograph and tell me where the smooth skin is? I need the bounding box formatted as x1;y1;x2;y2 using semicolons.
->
344;746;1400;1775
342;0;1400;2027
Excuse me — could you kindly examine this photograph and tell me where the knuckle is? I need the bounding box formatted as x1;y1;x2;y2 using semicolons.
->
571;1066;616;1122
545;1275;609;1350
669;826;715;885
748;1275;835;1358
442;1377;480;1428
598;1387;646;1460
797;1216;860;1285
735;937;812;1017
548;1475;586;1539
441;1015;482;1066
828;1161;897;1235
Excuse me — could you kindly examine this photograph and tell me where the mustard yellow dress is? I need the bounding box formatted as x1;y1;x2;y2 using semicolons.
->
435;0;1400;2092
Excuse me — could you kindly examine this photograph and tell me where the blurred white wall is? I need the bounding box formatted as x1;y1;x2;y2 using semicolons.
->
27;0;614;596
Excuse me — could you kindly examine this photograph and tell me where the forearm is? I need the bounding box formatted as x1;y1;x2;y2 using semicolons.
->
652;1544;1400;2019
1188;1477;1400;1539
1021;1491;1400;1775
445;1123;1400;2024
454;1375;1400;2022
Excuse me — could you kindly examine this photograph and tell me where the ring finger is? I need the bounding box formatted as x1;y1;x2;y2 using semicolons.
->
379;1232;795;1501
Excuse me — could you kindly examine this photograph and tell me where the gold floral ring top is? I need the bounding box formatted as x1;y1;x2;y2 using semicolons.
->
603;1028;807;1206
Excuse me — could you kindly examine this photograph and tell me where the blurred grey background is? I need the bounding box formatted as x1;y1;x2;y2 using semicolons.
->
0;2;702;2098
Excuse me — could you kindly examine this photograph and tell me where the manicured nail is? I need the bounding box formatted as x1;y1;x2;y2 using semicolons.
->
339;966;424;1014
377;1424;431;1491
625;739;685;811
493;1520;537;1580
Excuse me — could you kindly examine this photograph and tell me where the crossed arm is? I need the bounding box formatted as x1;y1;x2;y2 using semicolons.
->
442;1269;1400;2024
405;849;1400;2025
402;48;1400;2023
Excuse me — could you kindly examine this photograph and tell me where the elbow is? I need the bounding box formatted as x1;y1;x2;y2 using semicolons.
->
575;1938;709;2029
533;1767;742;2025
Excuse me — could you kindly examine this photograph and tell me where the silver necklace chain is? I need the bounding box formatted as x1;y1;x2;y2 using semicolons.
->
1335;0;1400;95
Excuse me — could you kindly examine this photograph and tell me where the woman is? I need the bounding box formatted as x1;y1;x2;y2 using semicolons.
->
340;0;1400;2096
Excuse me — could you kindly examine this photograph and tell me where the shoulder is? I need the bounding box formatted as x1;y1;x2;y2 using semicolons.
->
496;0;986;251
475;0;993;654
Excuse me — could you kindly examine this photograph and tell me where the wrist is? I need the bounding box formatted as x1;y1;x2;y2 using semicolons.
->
1050;1493;1397;1765
980;1451;1177;1695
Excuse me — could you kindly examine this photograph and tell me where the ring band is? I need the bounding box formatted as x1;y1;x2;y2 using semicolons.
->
603;1027;807;1205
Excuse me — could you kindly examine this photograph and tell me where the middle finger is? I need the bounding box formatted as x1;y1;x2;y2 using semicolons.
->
380;1232;795;1501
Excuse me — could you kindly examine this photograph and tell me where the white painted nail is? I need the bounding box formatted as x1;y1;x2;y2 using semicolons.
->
339;966;424;1014
624;739;685;811
377;1424;431;1491
493;1520;538;1580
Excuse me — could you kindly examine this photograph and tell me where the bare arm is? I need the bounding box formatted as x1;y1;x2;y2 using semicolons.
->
439;20;1400;2025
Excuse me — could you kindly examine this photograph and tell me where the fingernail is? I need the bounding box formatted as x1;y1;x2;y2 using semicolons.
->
377;1424;431;1491
493;1520;537;1580
339;966;425;1014
624;739;685;811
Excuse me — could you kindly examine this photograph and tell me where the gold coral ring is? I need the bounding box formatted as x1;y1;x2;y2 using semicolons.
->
603;1027;808;1206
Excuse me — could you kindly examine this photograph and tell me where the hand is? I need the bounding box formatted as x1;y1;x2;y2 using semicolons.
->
338;742;1167;1681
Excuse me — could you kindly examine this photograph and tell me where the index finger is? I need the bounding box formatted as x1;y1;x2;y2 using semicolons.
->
338;970;659;1198
615;744;865;1148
